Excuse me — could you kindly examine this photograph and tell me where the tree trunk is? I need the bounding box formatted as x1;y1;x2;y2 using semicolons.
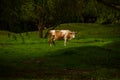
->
38;20;44;38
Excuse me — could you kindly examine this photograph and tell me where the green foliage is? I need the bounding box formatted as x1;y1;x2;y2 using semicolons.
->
83;0;97;22
20;0;36;21
0;0;120;34
96;0;120;24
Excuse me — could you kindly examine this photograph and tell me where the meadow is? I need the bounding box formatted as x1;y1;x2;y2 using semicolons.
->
0;23;120;80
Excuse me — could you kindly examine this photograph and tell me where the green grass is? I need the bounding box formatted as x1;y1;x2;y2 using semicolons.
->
0;23;120;80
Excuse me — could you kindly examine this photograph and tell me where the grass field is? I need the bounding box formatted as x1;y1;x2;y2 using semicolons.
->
0;23;120;80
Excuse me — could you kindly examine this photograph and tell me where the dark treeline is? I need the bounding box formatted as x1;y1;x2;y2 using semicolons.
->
0;0;120;37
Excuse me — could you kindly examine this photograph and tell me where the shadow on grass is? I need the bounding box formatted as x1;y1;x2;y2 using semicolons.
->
47;46;120;68
0;45;120;79
104;41;120;52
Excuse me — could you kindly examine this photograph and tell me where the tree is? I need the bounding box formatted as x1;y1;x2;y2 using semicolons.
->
96;0;120;24
0;0;120;37
82;0;97;23
97;0;120;10
0;0;21;32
